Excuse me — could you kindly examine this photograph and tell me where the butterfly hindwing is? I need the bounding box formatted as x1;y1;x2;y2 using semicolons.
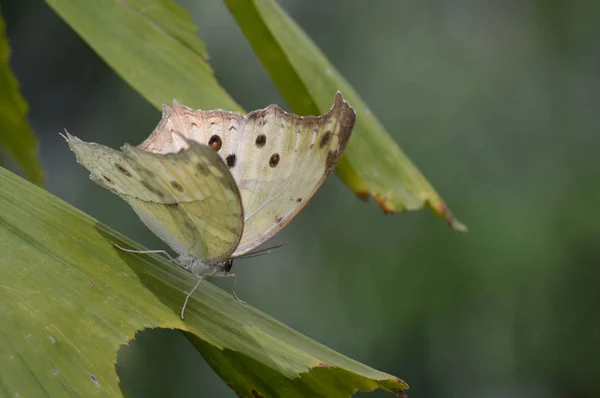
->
139;92;356;255
65;134;243;261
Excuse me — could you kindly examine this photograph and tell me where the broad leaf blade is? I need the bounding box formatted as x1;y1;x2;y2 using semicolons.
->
0;13;43;185
224;0;466;231
0;168;408;397
44;0;241;112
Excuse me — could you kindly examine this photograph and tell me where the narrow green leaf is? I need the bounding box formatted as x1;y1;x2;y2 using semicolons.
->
44;0;241;112
224;0;466;231
0;168;408;397
0;13;44;185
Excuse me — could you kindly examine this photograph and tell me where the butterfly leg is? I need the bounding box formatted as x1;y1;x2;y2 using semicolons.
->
181;277;204;320
225;274;247;305
114;244;176;262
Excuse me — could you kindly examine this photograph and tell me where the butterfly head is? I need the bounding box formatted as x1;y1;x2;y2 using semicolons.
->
218;258;234;273
204;258;233;276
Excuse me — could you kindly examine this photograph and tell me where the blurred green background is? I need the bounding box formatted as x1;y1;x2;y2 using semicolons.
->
3;0;600;397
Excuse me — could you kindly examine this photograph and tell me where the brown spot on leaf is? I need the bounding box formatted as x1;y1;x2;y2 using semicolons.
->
226;154;237;168
435;202;468;232
251;391;263;398
226;384;240;396
269;153;280;167
115;164;131;177
392;388;408;398
374;193;396;214
102;176;114;184
90;374;100;386
319;131;332;148
296;198;302;203
90;282;95;288
316;362;330;368
355;190;370;201
255;134;266;147
170;181;184;192
208;135;222;151
275;215;283;222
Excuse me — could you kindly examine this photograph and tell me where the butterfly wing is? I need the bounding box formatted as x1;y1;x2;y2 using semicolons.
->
139;92;356;255
65;133;243;262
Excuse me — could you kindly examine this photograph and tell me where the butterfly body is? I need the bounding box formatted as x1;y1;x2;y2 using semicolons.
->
65;92;355;310
178;255;233;278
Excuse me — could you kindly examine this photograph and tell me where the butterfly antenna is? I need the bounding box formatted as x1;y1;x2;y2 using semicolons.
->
58;129;73;142
181;277;204;320
233;243;284;259
235;251;272;259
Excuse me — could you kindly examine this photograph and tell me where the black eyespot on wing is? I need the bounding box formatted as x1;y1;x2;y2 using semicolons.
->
269;153;280;167
255;134;266;147
319;131;332;148
141;180;152;191
196;162;210;176
170;181;184;192
138;166;155;177
141;180;165;198
208;135;222;151
226;154;237;168
115;164;131;177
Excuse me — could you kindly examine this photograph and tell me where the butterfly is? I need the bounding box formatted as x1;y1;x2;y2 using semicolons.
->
65;92;355;318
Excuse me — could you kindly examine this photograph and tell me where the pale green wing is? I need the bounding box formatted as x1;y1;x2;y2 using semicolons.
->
139;92;355;256
65;133;243;262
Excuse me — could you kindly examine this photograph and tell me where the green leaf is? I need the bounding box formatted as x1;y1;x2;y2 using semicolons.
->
0;13;44;185
44;0;241;112
224;0;466;231
0;167;408;397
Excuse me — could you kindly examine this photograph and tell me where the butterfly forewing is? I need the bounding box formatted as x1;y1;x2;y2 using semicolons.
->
66;134;243;261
